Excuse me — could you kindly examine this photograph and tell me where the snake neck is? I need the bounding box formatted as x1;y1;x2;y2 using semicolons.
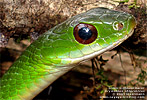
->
0;46;75;100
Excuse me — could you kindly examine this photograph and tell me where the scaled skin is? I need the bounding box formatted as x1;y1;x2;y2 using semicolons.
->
0;8;136;100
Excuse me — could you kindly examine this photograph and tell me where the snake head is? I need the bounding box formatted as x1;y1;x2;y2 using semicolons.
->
38;8;136;66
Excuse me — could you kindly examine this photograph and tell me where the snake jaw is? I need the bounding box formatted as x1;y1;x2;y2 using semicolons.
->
64;20;136;65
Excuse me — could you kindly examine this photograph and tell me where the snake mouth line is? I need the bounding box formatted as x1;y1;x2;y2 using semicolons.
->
63;27;135;65
70;16;136;64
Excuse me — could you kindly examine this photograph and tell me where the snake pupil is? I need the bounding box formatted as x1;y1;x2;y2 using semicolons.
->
78;27;92;40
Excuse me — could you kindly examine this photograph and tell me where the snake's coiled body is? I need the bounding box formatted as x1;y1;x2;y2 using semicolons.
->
0;8;136;100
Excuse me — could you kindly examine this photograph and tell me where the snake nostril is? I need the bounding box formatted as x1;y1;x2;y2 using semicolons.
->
118;23;124;30
113;21;124;31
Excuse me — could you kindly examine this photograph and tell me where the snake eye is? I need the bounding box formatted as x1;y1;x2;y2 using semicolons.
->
74;23;98;44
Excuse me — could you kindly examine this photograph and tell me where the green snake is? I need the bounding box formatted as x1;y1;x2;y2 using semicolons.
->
0;7;136;100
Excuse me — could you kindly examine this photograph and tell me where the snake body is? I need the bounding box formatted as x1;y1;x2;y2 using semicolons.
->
0;8;136;100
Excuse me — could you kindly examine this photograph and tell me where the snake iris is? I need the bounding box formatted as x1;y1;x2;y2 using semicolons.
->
0;8;136;100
